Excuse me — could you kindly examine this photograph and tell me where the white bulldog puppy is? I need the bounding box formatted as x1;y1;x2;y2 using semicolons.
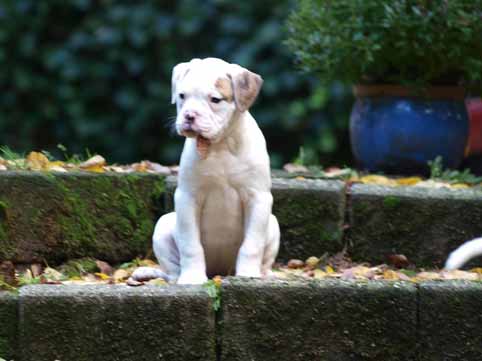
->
134;58;280;284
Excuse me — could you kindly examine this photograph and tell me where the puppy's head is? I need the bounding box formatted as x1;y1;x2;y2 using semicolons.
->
171;58;263;144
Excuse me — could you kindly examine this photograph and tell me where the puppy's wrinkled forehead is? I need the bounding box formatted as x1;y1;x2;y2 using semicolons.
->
180;62;233;99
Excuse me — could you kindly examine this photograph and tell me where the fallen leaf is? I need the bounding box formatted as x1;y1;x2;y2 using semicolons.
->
387;254;410;268
26;151;50;171
145;162;171;175
287;259;305;269
95;260;113;276
138;259;158;267
470;267;482;275
213;275;222;287
126;277;144;287
442;270;479;281
451;183;469;189
312;269;327;279
82;274;97;282
395;177;422;186
325;265;335;274
360;175;397;186
50;166;68;172
382;269;400;280
305;256;320;269
341;266;375;279
94;272;111;280
324;168;354;178
416;271;442;280
283;163;309;173
113;269;130;282
30;263;43;277
146;278;167;286
131;162;148;172
80;155;106;172
43;267;65;282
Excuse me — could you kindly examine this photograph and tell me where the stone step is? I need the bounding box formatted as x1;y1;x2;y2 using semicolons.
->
1;280;481;361
0;172;481;267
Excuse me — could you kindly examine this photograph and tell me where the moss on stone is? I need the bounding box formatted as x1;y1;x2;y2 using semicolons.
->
0;172;165;264
383;195;401;208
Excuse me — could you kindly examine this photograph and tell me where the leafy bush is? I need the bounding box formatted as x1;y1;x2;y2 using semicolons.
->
0;0;353;166
286;0;482;92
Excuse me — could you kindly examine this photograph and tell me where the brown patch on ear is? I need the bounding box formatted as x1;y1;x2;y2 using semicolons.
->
215;78;233;102
230;70;263;112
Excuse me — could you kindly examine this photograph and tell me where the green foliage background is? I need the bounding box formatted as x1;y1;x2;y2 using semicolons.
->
0;0;353;167
287;0;482;91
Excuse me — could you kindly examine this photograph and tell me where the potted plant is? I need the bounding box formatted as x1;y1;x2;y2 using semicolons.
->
286;0;482;174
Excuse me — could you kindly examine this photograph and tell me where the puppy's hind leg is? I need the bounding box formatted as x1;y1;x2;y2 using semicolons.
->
261;214;280;277
131;212;180;282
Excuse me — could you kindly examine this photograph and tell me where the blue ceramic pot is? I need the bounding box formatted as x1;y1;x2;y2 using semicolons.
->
350;90;469;174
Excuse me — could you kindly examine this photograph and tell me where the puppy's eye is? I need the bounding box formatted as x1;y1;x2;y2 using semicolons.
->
210;97;222;104
179;93;185;100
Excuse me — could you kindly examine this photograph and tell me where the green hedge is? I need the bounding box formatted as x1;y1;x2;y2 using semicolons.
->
0;0;352;167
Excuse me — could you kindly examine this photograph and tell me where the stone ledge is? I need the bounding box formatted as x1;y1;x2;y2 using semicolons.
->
0;172;481;267
0;171;165;264
346;184;482;266
1;280;482;360
220;278;418;361
0;291;17;360
418;281;482;361
18;285;216;361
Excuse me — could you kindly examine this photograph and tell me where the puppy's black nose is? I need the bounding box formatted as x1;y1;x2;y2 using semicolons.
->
184;112;196;123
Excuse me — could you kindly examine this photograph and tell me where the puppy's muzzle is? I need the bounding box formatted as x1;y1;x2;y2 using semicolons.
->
181;110;200;136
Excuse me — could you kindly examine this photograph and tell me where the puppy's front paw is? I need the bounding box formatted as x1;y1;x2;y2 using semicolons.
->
177;271;208;285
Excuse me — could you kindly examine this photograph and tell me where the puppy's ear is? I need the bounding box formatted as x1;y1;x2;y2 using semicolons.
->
171;59;200;104
228;69;263;112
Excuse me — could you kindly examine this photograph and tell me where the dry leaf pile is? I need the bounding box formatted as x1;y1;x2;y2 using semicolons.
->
283;164;482;190
2;252;481;292
274;252;482;282
0;151;176;175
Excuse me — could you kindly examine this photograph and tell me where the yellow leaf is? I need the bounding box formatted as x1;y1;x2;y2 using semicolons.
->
213;275;222;287
470;267;482;275
295;176;305;180
360;175;397;186
416;271;442;280
325;265;335;274
80;155;106;173
95;272;111;280
395;177;422;186
451;183;469;189
26;151;50;171
113;269;130;282
442;270;479;281
313;269;327;279
383;269;400;280
138;259;158;267
83;165;105;173
147;278;167;286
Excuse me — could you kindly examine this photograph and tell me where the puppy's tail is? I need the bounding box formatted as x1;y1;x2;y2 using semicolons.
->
131;266;172;283
444;237;482;270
